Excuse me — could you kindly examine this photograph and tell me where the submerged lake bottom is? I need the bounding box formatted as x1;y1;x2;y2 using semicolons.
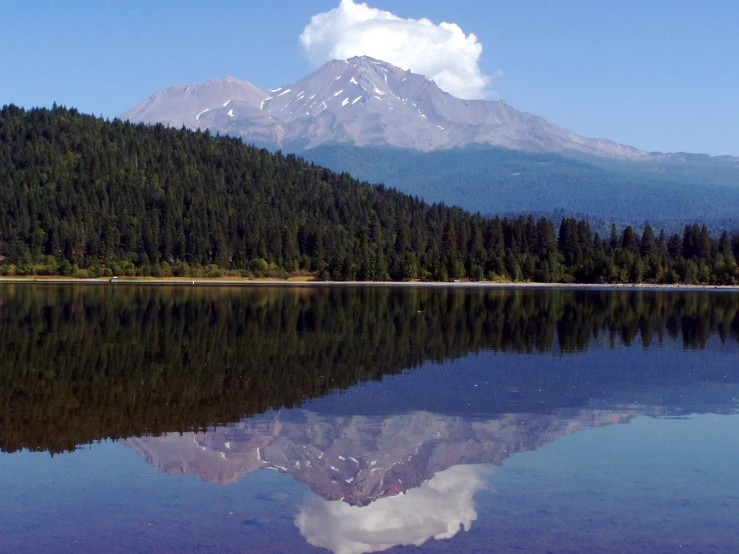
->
0;284;738;553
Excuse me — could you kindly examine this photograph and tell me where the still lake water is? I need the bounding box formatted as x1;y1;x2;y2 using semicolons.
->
1;284;738;553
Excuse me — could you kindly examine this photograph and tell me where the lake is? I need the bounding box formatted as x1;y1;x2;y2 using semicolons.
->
1;284;738;553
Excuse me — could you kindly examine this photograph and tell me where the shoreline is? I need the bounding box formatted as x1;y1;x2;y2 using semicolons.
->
1;277;738;292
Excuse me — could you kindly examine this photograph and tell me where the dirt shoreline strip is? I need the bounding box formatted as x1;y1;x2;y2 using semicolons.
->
1;277;738;291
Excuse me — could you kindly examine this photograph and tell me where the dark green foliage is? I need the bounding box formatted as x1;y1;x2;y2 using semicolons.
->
1;285;738;453
1;105;739;285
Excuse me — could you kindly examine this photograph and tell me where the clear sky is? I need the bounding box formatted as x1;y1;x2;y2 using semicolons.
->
2;0;737;156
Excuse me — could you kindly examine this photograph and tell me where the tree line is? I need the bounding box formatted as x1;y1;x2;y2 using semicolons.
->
1;104;738;284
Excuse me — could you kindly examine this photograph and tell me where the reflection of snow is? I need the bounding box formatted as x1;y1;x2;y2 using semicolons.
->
296;465;487;554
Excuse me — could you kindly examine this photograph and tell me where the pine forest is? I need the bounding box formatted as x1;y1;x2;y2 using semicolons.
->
1;105;738;285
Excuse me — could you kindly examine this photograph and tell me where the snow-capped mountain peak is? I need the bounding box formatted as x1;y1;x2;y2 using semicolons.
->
121;56;647;158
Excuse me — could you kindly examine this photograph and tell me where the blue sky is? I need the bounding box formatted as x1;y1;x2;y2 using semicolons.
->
2;0;737;156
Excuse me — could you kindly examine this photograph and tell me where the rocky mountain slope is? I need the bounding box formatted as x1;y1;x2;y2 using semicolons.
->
122;56;649;159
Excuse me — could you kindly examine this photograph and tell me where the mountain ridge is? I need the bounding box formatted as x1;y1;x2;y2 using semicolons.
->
122;56;663;160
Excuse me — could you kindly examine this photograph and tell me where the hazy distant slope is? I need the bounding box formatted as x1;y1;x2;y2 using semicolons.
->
299;144;739;223
585;153;739;188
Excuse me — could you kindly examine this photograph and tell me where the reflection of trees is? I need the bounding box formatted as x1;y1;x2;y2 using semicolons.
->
0;285;737;453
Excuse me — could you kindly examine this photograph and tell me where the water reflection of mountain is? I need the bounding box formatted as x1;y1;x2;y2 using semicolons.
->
124;382;739;554
123;408;642;504
125;380;739;506
1;285;738;453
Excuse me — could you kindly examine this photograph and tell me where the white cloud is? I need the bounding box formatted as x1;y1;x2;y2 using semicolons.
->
299;0;493;99
295;465;489;554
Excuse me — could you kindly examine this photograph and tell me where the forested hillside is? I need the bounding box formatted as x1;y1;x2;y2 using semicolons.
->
300;144;739;225
1;105;738;284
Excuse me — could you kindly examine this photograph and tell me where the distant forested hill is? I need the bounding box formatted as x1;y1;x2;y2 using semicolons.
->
1;105;738;284
298;144;739;225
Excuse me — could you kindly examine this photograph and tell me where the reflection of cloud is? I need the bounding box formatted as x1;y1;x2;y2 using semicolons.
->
295;465;487;554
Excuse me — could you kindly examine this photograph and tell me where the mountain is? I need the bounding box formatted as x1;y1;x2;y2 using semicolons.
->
120;75;270;137
121;57;739;225
122;56;649;160
298;144;739;224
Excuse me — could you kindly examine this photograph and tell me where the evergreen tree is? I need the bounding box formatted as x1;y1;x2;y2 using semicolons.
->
1;104;737;286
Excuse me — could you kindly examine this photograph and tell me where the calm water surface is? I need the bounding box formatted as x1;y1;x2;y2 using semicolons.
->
1;285;738;553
